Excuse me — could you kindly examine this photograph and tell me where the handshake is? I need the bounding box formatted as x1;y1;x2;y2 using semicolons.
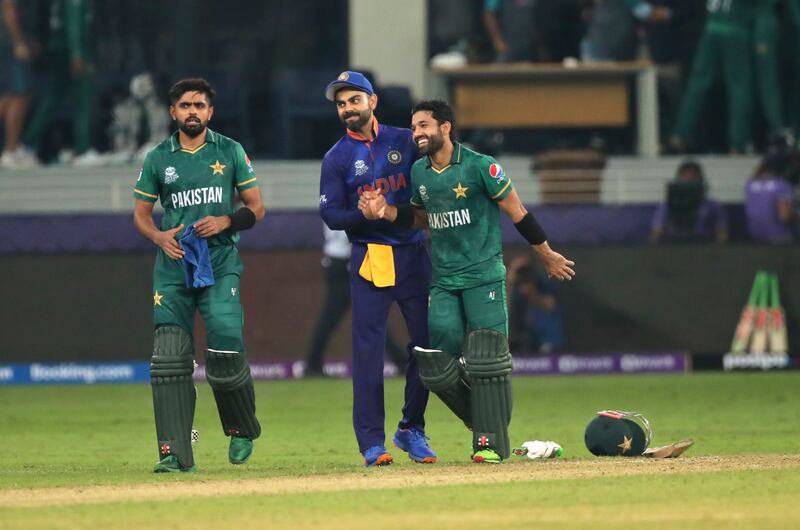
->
358;190;392;221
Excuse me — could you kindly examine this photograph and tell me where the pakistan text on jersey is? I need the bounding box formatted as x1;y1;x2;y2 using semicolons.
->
427;209;471;229
171;187;224;208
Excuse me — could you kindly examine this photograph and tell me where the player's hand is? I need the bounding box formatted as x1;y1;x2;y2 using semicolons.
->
154;224;185;260
535;244;575;282
194;215;232;238
368;193;388;219
13;42;32;62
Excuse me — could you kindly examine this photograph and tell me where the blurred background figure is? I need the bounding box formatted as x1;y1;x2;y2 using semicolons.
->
650;159;729;243
303;226;408;377
580;0;672;63
22;0;99;166
0;0;40;169
483;0;538;63
106;72;169;165
744;136;796;243
669;0;755;154
508;256;565;354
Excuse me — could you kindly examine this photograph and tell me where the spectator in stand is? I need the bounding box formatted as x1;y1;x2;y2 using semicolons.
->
483;0;538;63
581;0;672;63
507;256;565;354
651;160;729;243
22;0;100;166
0;0;39;169
745;145;795;243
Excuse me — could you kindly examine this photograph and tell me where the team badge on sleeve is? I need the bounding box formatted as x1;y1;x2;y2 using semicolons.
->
245;153;254;173
488;163;506;183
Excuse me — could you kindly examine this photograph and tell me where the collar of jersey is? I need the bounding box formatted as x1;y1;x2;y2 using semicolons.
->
345;118;380;142
426;142;463;173
170;128;218;153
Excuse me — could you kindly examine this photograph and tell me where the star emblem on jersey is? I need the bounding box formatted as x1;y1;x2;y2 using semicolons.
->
210;160;226;175
153;291;163;306
387;150;402;164
618;435;633;453
452;182;469;199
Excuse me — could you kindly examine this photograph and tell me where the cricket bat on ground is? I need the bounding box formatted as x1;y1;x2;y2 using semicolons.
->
730;272;763;353
768;273;788;354
750;272;769;354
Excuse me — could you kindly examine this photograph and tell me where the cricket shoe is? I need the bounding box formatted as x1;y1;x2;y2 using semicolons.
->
363;445;393;467
472;449;502;464
392;428;437;463
229;436;254;464
153;455;196;473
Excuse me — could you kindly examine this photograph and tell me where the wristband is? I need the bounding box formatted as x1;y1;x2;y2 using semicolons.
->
228;207;256;232
391;204;415;229
514;212;546;245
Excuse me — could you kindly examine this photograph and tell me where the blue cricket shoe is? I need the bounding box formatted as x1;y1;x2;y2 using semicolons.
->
363;445;394;467
393;428;437;463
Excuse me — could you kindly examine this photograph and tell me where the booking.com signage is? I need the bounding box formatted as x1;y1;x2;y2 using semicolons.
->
0;353;693;385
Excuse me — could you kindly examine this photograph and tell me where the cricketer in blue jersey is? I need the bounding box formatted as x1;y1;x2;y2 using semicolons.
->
319;71;435;466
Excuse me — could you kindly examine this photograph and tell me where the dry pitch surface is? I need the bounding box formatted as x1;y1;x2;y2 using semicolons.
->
2;453;797;508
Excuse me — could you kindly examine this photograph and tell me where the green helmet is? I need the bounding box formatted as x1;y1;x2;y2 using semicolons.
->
584;410;652;456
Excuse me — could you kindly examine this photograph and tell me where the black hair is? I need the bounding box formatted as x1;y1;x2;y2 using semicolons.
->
411;99;456;141
676;159;704;180
168;78;216;105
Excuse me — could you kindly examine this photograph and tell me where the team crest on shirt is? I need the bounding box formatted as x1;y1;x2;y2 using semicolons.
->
387;150;402;164
354;160;369;176
488;163;505;183
419;185;429;202
164;166;179;184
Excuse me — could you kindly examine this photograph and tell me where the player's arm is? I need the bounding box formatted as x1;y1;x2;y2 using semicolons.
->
497;188;575;281
1;0;31;61
133;200;185;259
319;154;368;231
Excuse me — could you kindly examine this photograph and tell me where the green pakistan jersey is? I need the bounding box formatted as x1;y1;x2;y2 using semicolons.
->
133;129;258;247
706;0;755;33
410;142;513;290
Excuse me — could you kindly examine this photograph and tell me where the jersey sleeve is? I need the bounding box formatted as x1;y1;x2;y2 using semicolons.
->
133;151;160;202
478;157;514;201
319;152;366;231
410;163;423;207
233;142;258;191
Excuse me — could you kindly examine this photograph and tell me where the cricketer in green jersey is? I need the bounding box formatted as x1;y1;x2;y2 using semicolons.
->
361;100;575;463
133;78;265;473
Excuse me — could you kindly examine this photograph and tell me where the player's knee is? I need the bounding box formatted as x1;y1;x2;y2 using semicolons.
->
463;329;512;380
413;347;467;392
150;325;194;379
205;348;250;390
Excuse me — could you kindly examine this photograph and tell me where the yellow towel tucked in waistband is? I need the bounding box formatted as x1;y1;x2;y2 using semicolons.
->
359;243;395;287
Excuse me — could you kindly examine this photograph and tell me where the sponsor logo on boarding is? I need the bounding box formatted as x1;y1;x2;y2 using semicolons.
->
387;150;402;164
164;166;179;184
354;160;369;176
488;163;505;183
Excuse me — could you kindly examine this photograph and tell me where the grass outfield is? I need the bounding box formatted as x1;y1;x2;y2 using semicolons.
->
1;372;799;529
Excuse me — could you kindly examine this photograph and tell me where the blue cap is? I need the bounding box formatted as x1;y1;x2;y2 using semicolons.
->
325;71;374;101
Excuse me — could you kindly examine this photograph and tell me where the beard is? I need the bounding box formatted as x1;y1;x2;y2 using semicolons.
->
178;117;207;138
340;108;372;132
414;130;445;156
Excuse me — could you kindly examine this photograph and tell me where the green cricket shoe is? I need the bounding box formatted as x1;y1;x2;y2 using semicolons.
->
153;455;196;473
229;436;253;464
472;449;502;464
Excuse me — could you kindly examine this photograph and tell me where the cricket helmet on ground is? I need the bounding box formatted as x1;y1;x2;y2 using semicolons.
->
584;410;652;456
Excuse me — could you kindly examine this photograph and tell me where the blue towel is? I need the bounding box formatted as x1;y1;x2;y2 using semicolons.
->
178;224;215;288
